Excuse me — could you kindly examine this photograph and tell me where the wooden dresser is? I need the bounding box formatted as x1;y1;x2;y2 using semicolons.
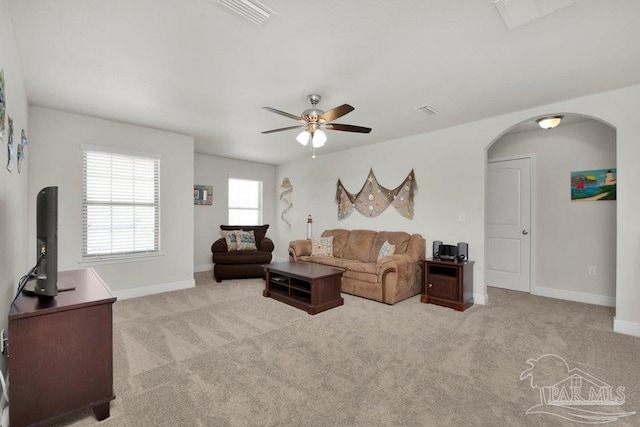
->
8;268;116;427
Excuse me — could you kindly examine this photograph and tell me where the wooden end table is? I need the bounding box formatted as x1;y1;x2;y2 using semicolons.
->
421;258;474;311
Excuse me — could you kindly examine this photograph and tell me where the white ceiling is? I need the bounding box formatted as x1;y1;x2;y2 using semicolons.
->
7;0;640;164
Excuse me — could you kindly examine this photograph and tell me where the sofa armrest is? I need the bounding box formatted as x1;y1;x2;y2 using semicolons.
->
259;237;275;252
289;239;311;260
211;238;228;254
376;253;416;274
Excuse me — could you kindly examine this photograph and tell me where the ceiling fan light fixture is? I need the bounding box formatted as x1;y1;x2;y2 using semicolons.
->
312;129;327;148
537;116;563;129
296;130;310;146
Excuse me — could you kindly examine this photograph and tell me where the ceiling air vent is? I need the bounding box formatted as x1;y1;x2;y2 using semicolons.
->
414;104;441;115
494;0;580;30
216;0;276;27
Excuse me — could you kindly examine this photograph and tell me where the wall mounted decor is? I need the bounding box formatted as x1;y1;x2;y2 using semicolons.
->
0;69;5;141
571;168;616;201
6;116;13;171
194;184;213;205
17;129;27;173
279;177;293;227
336;169;417;220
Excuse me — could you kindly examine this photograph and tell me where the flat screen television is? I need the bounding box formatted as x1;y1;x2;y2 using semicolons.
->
35;186;58;297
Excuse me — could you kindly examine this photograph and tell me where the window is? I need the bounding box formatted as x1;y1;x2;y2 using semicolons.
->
82;147;160;260
228;178;263;225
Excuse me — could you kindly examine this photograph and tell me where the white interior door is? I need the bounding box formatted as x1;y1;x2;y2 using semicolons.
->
486;157;531;292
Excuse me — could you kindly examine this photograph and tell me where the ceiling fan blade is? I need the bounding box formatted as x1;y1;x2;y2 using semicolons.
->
262;107;305;122
319;104;354;123
325;123;372;133
261;125;306;134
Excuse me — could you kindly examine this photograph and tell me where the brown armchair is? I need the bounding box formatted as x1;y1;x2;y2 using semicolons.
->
211;225;274;282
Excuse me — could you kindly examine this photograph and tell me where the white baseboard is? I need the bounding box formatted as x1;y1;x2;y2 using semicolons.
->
110;279;195;300
474;292;488;306
613;317;640;337
194;263;214;273
532;284;615;307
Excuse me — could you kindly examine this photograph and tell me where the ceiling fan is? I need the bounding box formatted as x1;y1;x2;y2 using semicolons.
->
262;94;372;156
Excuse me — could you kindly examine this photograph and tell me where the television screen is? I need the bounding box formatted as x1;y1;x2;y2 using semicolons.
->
35;186;58;297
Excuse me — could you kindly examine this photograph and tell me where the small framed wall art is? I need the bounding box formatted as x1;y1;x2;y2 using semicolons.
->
571;168;616;201
194;184;213;205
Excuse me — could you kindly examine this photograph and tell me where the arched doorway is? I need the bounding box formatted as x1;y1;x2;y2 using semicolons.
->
485;114;617;306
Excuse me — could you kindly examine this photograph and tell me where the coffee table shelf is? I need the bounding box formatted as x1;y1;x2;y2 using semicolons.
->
262;262;343;315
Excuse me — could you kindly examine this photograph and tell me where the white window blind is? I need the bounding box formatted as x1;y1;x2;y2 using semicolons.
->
82;149;160;259
228;178;263;225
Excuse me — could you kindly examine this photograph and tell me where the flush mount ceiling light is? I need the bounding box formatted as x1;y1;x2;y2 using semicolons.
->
262;94;372;158
537;116;564;129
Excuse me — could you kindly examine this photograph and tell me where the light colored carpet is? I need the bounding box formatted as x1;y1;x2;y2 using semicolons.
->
49;271;640;426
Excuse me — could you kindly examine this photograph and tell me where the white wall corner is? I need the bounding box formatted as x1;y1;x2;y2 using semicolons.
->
613;317;640;338
109;279;195;300
194;263;214;273
532;284;616;307
474;292;489;306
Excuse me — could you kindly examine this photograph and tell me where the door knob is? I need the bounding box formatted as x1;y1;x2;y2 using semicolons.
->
522;230;529;235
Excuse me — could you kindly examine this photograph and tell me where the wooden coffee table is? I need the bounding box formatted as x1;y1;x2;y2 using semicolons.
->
262;262;344;315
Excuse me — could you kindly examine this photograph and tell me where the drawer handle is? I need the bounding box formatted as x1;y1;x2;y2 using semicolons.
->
428;283;433;288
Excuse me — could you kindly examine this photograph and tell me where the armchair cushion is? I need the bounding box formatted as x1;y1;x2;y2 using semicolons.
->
236;230;257;251
223;230;238;250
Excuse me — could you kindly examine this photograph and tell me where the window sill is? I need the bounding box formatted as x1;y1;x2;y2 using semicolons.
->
79;252;164;266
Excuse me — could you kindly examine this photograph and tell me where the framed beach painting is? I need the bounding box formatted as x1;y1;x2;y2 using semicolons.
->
571;168;616;201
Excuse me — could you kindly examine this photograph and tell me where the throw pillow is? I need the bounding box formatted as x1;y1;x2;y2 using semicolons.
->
311;236;334;257
377;240;396;261
235;230;257;251
223;230;239;251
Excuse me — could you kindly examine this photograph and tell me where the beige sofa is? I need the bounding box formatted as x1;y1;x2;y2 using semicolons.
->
288;229;426;305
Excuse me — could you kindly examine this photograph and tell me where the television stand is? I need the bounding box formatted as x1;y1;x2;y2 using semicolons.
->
9;268;116;426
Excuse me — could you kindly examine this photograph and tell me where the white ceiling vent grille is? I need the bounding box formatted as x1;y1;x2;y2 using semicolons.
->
494;0;580;30
216;0;276;27
414;104;441;115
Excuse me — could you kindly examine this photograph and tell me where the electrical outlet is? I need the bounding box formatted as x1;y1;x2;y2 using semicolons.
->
458;212;466;222
0;329;6;354
588;266;596;276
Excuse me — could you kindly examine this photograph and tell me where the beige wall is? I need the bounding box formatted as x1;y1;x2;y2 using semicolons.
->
0;0;29;375
489;120;616;303
28;107;195;297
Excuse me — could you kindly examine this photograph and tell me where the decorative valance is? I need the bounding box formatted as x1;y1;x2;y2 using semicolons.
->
336;169;416;220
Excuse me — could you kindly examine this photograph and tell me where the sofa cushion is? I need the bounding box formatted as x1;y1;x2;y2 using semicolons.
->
369;231;411;262
297;256;350;269
214;250;272;264
322;229;350;258
311;236;333;256
236;230;257;251
220;224;269;242
343;230;378;262
223;230;238;250
342;263;379;284
377;241;396;261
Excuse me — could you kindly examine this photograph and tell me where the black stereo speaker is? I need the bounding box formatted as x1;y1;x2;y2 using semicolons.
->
439;244;458;260
433;240;442;258
457;242;469;261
